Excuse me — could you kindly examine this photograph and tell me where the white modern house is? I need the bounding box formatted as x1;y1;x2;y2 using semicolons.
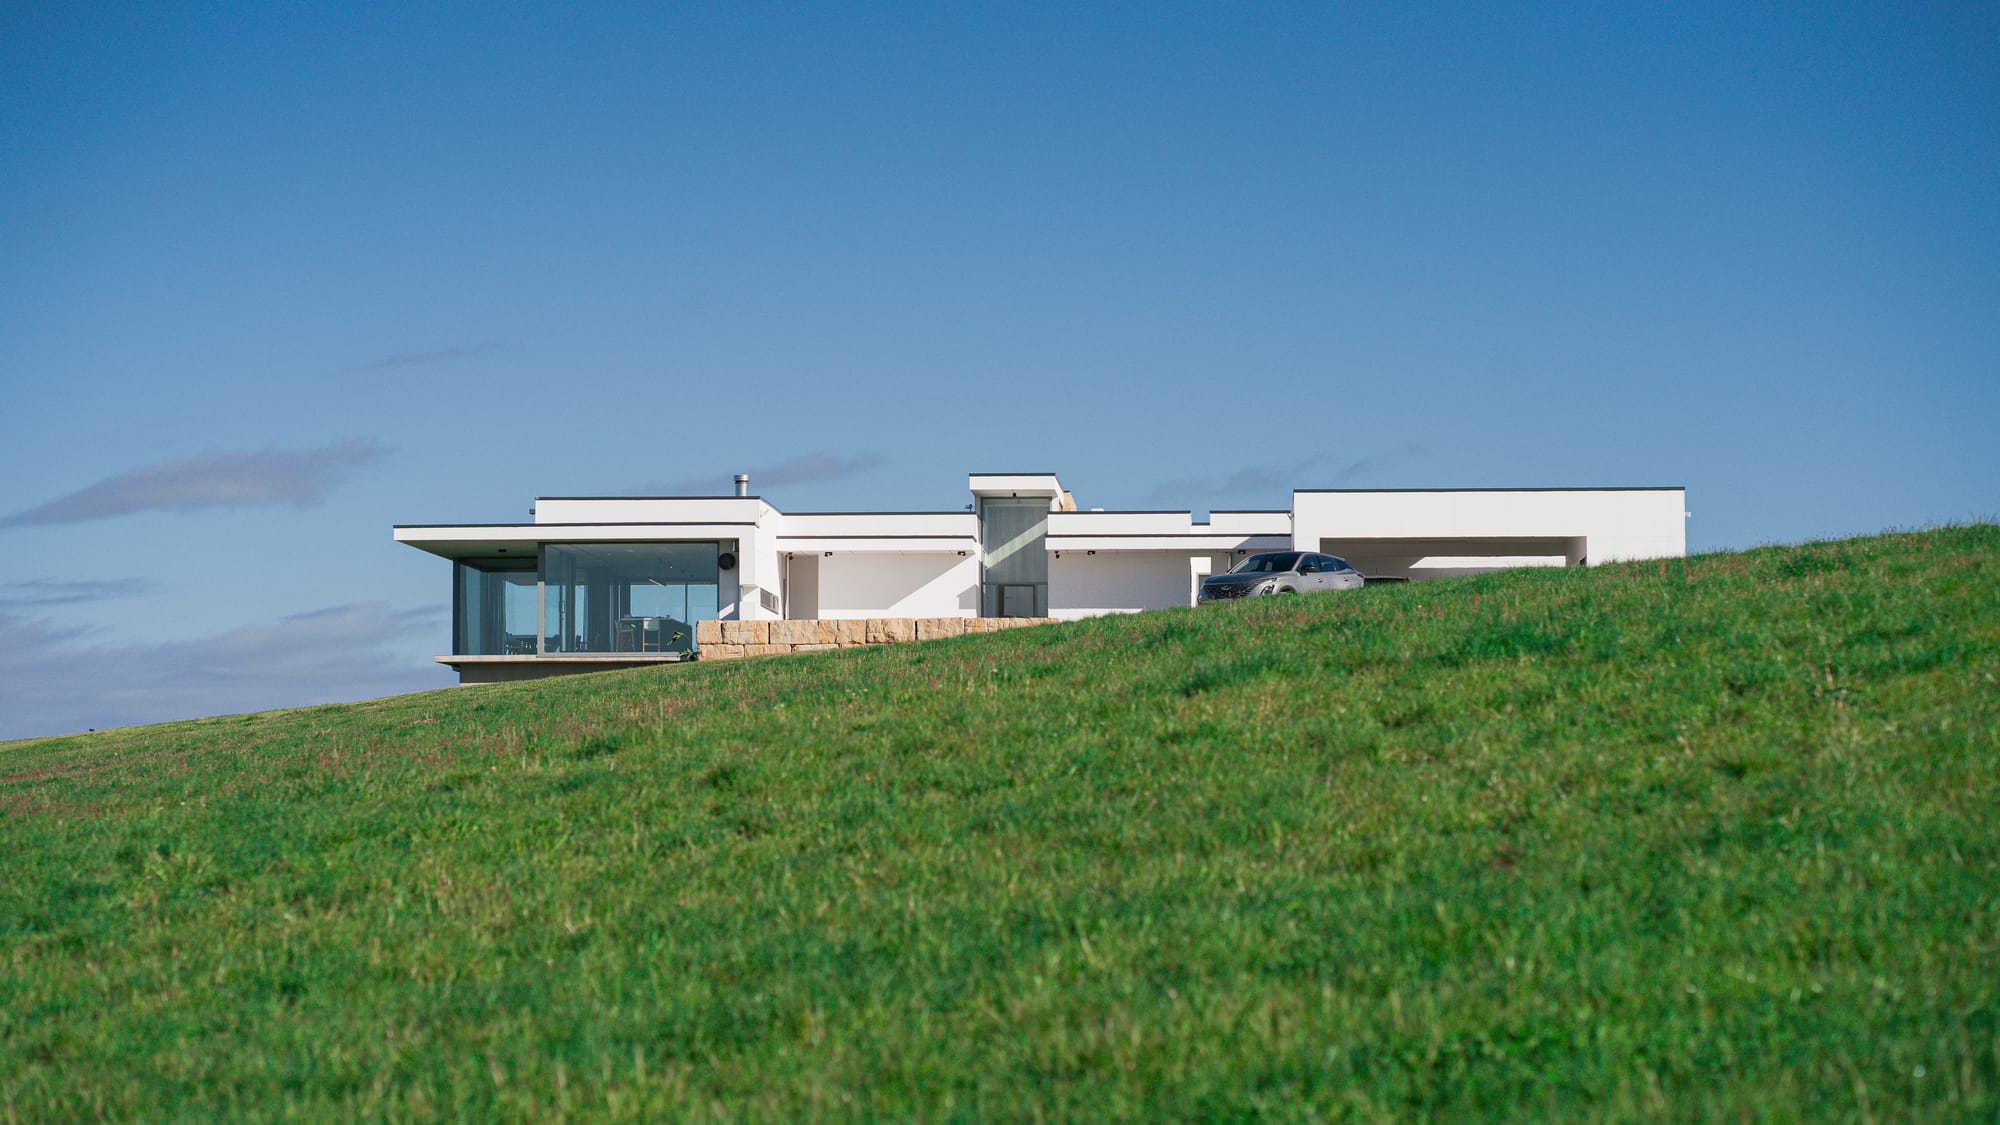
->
395;472;1686;681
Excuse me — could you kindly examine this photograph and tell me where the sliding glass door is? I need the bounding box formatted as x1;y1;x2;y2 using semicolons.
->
541;543;721;655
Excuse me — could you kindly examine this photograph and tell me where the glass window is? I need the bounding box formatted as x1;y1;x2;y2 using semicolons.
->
454;561;538;655
1230;552;1302;574
979;498;1049;617
543;543;721;654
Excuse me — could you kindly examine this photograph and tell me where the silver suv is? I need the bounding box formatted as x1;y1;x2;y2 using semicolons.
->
1198;551;1363;602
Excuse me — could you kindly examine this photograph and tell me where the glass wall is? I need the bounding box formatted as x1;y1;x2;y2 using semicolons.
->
453;561;540;655
542;543;720;654
978;497;1049;617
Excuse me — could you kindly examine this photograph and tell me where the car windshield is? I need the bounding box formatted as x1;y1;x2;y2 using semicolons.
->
1229;552;1302;574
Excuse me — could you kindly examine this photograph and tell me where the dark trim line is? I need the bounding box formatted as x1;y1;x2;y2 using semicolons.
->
968;472;1062;478
776;533;979;541
786;511;974;517
396;520;761;530
1293;486;1683;494
438;654;690;664
1049;509;1193;516
1208;509;1292;514
1047;532;1291;540
533;494;764;501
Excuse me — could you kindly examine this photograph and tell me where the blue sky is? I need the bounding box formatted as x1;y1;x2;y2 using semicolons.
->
3;2;1995;739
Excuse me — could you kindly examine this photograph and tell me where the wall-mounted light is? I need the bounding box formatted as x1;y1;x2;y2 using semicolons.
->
824;551;832;558
1087;550;1096;556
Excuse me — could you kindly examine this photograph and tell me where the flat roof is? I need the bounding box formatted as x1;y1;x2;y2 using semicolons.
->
533;494;764;501
1293;485;1683;494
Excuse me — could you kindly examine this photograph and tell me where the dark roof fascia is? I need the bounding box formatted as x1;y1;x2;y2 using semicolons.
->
1049;509;1194;516
1292;486;1685;494
395;520;762;530
533;494;765;501
787;511;973;517
1046;532;1291;540
394;523;536;530
775;533;978;541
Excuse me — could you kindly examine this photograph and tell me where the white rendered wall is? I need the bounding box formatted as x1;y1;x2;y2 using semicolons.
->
1206;511;1292;537
815;554;980;619
782;512;974;538
533;497;769;524
1049;551;1229;619
741;507;786;618
1291;489;1686;565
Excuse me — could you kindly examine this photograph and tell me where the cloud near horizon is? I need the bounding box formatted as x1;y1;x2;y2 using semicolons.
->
0;602;450;740
0;578;158;609
1;440;391;527
636;451;889;496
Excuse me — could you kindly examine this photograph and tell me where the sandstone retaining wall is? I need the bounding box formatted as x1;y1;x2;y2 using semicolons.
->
695;616;1054;660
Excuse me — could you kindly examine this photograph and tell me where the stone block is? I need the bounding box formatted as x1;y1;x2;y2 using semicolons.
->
916;617;967;640
792;643;837;652
769;619;819;645
703;643;744;660
722;620;768;645
866;618;915;644
696;620;725;646
743;643;791;658
827;619;868;645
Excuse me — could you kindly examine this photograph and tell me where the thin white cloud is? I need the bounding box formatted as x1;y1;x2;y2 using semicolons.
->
0;603;450;740
1143;444;1428;507
366;344;501;371
0;578;158;609
637;451;889;496
1329;443;1427;485
1;440;390;527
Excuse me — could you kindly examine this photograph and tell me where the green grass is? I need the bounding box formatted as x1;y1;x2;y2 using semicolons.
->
4;526;1998;1122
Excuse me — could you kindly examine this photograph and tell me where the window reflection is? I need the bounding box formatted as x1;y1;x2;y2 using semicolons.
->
453;562;538;655
542;543;720;654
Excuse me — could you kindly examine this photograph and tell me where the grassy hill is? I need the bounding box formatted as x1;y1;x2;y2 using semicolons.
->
4;526;1997;1122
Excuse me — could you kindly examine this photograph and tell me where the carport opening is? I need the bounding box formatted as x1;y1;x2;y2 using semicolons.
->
1320;536;1588;581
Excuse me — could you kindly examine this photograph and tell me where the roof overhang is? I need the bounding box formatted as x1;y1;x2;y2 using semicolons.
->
968;473;1066;502
394;522;756;561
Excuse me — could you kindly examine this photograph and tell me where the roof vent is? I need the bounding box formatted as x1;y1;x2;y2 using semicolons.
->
734;473;750;497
